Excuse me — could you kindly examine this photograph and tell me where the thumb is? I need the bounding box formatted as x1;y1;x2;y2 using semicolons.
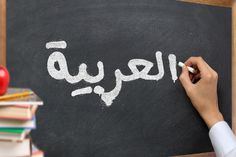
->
179;66;192;91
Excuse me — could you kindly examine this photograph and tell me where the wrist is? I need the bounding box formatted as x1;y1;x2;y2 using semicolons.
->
202;111;224;128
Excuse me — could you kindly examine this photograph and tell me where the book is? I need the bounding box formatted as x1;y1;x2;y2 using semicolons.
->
0;116;36;129
0;138;31;156
0;128;24;133
0;88;43;106
32;144;44;157
0;87;44;155
0;105;38;120
0;128;30;141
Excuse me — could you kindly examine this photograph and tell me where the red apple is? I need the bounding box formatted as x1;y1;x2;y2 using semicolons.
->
0;66;10;95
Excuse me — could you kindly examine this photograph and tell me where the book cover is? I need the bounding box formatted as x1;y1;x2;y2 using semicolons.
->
0;128;24;134
0;138;31;156
0;128;30;141
0;105;38;120
0;116;36;129
0;88;43;105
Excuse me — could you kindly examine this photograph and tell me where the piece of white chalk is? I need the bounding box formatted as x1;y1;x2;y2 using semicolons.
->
178;62;196;74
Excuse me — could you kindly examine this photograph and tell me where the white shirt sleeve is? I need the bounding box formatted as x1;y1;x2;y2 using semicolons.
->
209;121;236;157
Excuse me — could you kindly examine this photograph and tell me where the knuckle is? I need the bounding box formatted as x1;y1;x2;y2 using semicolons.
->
213;72;218;79
205;74;212;80
197;56;203;61
189;56;196;60
179;74;184;81
189;56;194;60
186;87;193;95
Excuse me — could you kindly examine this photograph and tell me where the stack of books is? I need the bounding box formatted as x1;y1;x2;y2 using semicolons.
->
0;88;44;157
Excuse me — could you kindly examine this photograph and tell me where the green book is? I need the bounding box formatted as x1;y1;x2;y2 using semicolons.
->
0;128;24;134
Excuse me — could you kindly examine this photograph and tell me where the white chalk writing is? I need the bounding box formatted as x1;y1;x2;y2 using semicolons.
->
46;40;179;106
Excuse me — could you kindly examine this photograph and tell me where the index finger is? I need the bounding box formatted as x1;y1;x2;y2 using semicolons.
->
184;57;211;75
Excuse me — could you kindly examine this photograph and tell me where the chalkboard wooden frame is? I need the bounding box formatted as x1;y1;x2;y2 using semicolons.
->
1;0;235;156
232;0;236;134
0;0;6;67
179;0;232;7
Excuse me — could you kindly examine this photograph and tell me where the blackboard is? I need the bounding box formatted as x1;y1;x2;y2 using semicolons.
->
7;0;231;156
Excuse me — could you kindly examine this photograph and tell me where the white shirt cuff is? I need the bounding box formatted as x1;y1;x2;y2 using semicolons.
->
209;121;236;157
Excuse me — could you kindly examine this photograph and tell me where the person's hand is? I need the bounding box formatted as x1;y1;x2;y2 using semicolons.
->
179;57;224;128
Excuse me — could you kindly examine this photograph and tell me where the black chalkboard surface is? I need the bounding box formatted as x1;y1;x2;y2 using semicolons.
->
7;0;231;156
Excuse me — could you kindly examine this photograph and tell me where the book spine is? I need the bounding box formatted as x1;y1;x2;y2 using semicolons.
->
0;116;32;121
